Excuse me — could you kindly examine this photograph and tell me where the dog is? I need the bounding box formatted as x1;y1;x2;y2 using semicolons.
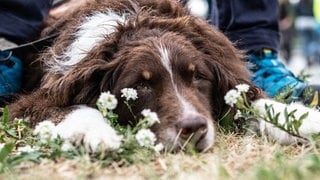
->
8;0;320;152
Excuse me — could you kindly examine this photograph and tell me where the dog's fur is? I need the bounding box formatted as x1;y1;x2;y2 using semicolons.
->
8;0;320;152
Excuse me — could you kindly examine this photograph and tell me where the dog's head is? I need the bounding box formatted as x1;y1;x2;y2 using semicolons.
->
109;32;217;151
44;7;262;152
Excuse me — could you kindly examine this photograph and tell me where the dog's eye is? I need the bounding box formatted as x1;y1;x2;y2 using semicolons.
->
193;72;207;81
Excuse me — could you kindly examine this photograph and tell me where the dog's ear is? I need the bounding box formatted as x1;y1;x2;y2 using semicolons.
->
187;17;265;116
188;17;264;100
205;58;264;120
44;57;124;106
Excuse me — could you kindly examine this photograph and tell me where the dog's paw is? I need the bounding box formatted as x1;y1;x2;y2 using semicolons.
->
253;99;320;144
54;105;122;152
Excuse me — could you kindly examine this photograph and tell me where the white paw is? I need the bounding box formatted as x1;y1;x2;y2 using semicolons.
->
253;99;320;144
258;119;307;145
54;105;122;152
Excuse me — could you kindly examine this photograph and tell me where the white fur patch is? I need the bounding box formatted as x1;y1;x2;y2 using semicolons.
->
51;11;127;73
54;105;122;152
253;99;320;144
158;46;172;77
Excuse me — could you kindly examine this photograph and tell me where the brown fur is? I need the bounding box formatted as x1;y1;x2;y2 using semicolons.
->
9;0;263;150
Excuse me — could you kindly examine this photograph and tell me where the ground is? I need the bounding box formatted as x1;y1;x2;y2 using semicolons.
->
2;133;320;179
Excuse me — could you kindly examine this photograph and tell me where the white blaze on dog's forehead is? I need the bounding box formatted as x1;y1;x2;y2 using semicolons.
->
158;45;199;117
55;11;127;73
158;46;172;77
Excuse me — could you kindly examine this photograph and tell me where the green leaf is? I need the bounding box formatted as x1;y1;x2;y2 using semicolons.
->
272;112;280;125
0;143;14;162
292;120;302;135
4;129;18;138
299;112;309;122
8;152;42;165
1;106;9;126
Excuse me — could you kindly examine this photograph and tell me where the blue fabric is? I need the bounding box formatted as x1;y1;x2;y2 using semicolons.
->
248;50;307;100
208;0;280;52
0;51;22;98
206;1;306;100
0;0;53;44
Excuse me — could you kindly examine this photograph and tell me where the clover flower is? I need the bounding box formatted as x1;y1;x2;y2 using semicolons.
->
236;84;250;93
154;143;164;153
121;88;138;101
17;145;39;154
97;91;118;110
61;141;74;152
224;89;241;107
33;120;57;143
135;129;156;147
141;109;160;126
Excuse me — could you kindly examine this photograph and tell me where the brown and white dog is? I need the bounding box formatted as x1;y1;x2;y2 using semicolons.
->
8;0;320;152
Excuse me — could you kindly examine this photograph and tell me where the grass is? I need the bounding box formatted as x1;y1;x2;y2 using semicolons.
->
2;132;320;179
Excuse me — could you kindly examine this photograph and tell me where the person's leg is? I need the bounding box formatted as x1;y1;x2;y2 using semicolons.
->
0;0;53;105
216;0;280;52
212;0;314;103
0;0;53;44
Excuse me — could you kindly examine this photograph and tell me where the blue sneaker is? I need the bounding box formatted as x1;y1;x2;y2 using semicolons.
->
0;51;22;103
248;49;307;101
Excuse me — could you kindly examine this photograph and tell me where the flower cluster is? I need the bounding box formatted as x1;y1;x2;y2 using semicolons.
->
33;120;57;143
224;84;250;107
235;84;250;92
98;88;164;153
11;87;162;160
121;88;138;101
135;129;156;147
97;91;118;111
17;145;39;155
224;83;251;123
224;89;241;107
141;109;160;126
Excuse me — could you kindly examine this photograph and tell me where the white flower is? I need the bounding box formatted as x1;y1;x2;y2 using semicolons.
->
17;145;39;154
0;143;5;150
97;91;118;110
234;110;242;120
135;129;156;147
236;84;250;93
61;141;74;152
121;88;138;101
141;109;160;126
154;143;164;153
224;89;241;107
33;120;57;143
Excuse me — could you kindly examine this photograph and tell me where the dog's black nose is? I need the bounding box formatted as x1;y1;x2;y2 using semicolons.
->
177;116;208;140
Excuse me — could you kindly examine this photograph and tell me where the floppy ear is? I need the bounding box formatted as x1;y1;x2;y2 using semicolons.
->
205;58;263;109
43;58;123;106
188;17;265;119
187;17;265;101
